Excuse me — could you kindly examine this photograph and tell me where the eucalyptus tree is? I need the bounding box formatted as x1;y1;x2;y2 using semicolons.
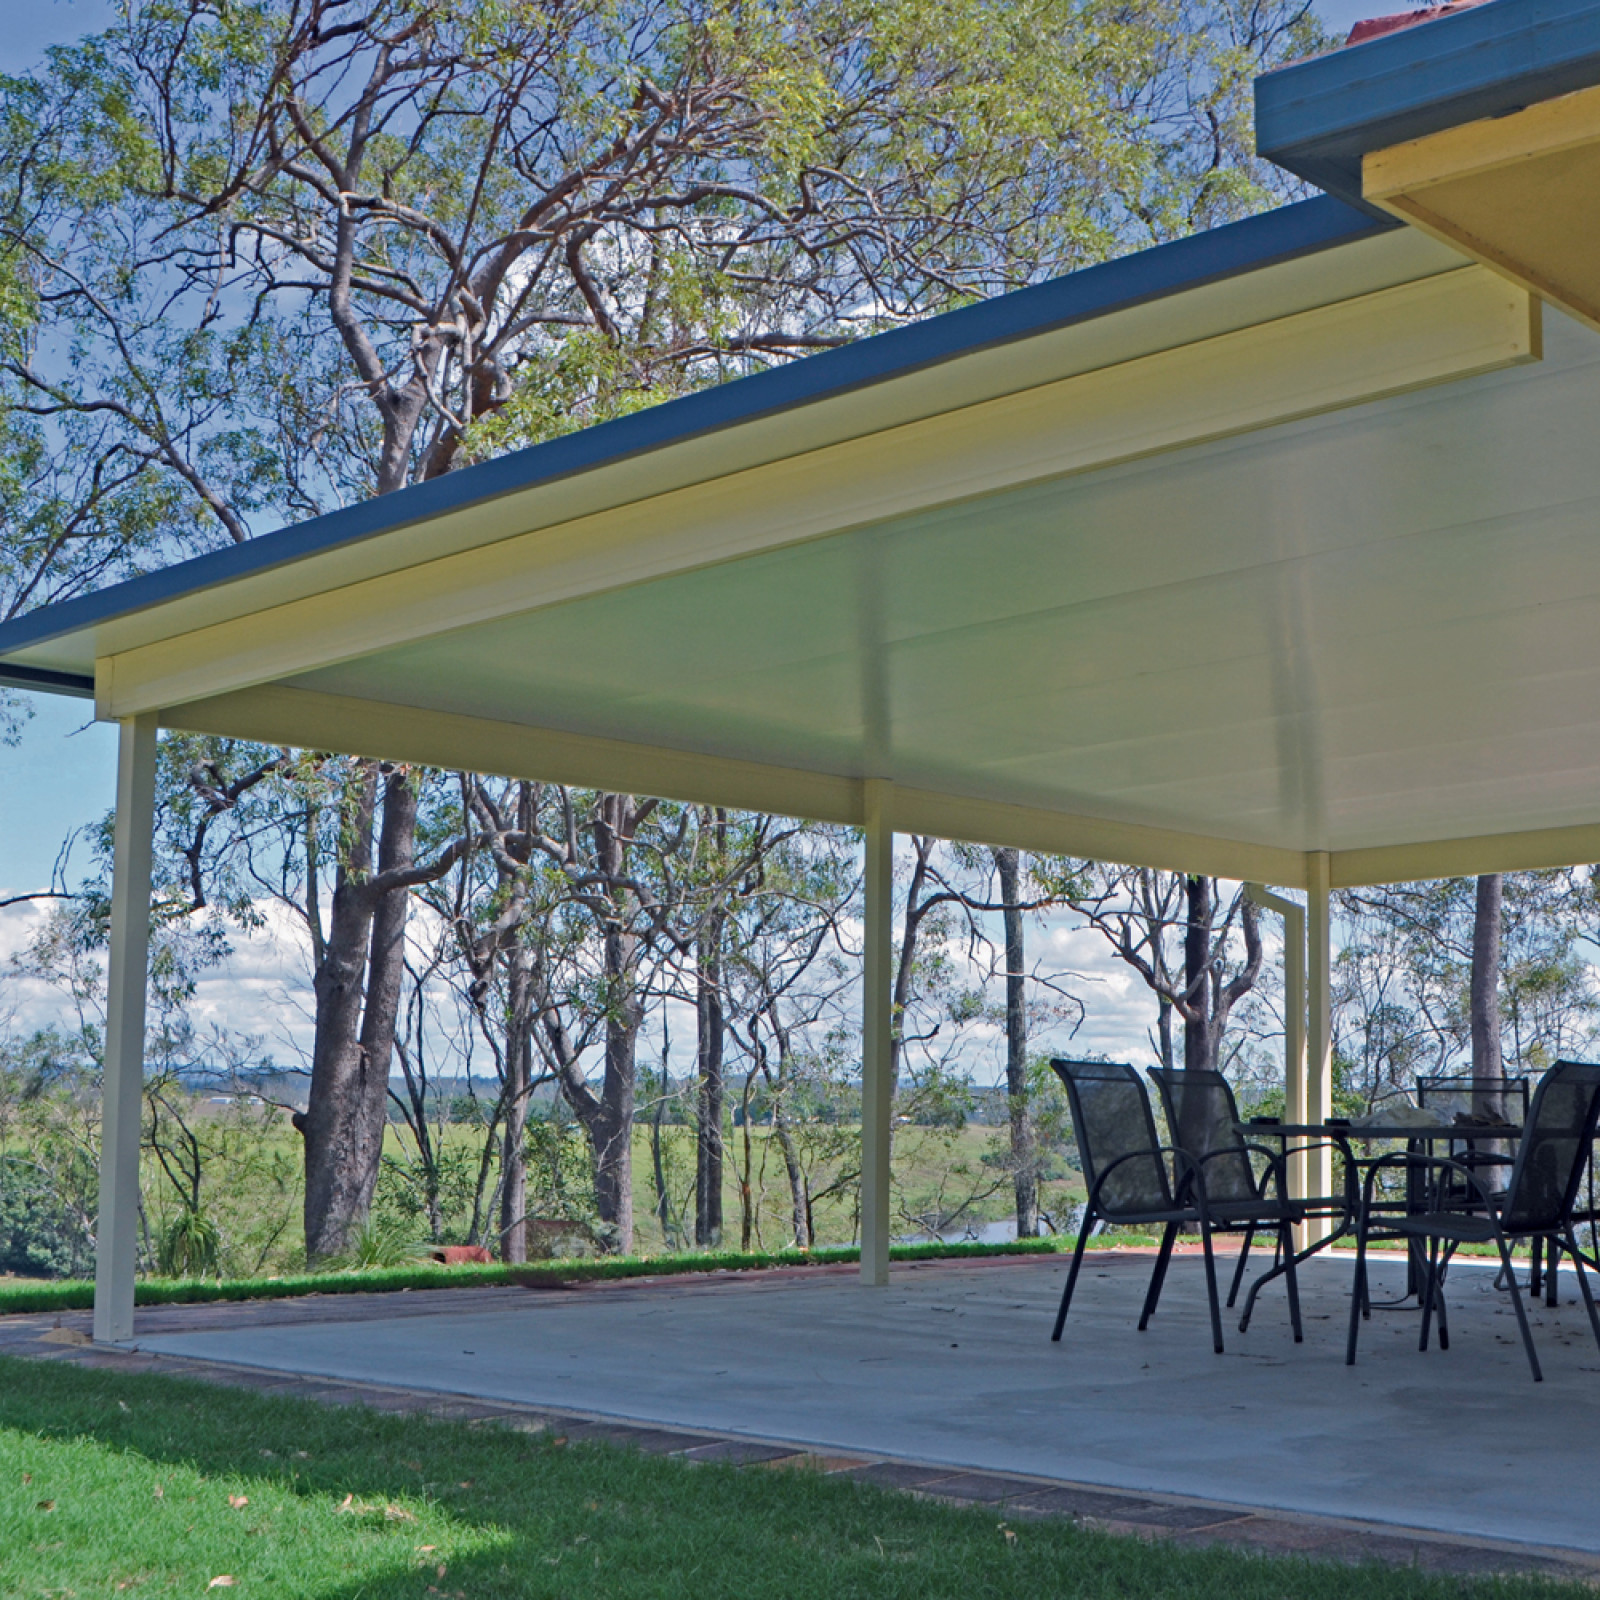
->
1340;871;1599;1101
717;818;858;1247
0;0;1323;1256
1044;864;1264;1162
421;785;801;1256
915;845;1086;1234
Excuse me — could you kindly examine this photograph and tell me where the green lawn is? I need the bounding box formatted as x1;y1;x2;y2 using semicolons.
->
0;1235;1105;1316
0;1356;1585;1598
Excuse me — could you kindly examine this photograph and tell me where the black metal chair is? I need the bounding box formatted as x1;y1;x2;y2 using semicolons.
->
1416;1074;1530;1129
1148;1066;1351;1325
1050;1059;1298;1354
1414;1075;1529;1209
1346;1060;1600;1382
1417;1073;1544;1295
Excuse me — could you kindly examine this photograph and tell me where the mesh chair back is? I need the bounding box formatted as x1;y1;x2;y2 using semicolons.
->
1147;1067;1258;1202
1417;1075;1530;1126
1500;1062;1600;1233
1052;1059;1173;1217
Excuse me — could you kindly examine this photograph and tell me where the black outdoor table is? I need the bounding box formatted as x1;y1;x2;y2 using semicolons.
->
1231;1117;1524;1319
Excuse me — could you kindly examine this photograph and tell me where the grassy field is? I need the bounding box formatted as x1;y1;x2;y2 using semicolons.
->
0;1356;1582;1600
130;1108;1086;1276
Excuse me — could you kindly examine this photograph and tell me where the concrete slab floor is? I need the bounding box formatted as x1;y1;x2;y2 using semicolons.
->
121;1251;1600;1554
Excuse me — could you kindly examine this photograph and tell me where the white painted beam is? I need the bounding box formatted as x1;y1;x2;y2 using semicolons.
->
892;786;1308;890
160;685;1310;886
93;713;158;1344
1331;823;1600;888
860;780;895;1287
164;684;863;829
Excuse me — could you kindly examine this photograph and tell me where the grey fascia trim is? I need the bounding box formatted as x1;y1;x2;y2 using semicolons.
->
0;195;1393;672
1258;0;1600;200
0;664;95;698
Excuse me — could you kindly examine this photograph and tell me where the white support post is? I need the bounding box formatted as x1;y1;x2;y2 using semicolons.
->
1246;884;1308;1244
860;779;894;1287
93;713;158;1344
1306;851;1334;1239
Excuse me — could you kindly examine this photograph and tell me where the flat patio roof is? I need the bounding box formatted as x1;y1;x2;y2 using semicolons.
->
0;190;1584;886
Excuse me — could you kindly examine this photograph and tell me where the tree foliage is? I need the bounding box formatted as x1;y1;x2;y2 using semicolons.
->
0;0;1326;1262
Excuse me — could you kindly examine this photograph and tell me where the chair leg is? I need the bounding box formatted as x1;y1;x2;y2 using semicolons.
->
1497;1235;1543;1383
1564;1229;1600;1354
1346;1210;1369;1366
1529;1236;1543;1297
1435;1246;1451;1351
1546;1239;1560;1307
1139;1221;1179;1331
1197;1213;1225;1355
1051;1215;1094;1342
1280;1222;1302;1343
1419;1240;1438;1353
1226;1226;1255;1309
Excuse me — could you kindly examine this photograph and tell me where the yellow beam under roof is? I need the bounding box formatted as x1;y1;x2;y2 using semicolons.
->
1365;81;1600;331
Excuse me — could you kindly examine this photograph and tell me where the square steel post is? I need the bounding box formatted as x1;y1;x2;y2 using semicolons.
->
93;713;158;1344
1247;883;1309;1245
1306;850;1335;1238
859;779;894;1286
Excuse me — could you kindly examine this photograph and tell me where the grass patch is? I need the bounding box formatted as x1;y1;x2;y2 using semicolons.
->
0;1235;1174;1317
0;1355;1582;1599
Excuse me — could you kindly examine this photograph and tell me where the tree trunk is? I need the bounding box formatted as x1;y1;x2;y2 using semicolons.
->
1182;875;1215;1075
579;793;643;1252
773;1097;809;1246
589;922;640;1250
651;1047;674;1247
300;764;415;1262
1155;997;1175;1072
1471;873;1505;1118
498;944;535;1263
993;847;1037;1237
694;906;725;1248
1167;874;1218;1160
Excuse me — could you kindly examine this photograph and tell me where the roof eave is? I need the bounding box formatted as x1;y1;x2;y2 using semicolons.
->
1257;0;1600;200
0;195;1392;678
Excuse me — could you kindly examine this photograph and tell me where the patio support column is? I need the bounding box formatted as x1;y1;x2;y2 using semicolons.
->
93;712;158;1344
860;778;894;1287
1306;851;1335;1238
1246;884;1307;1231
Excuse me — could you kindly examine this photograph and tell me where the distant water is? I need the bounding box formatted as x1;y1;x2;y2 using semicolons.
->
898;1208;1082;1246
898;1218;1019;1246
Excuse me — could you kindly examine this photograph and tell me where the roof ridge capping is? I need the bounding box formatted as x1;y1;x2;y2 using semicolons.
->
1256;0;1600;200
0;193;1388;678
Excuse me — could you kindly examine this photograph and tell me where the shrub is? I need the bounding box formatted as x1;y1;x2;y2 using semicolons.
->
0;1156;90;1278
155;1209;222;1278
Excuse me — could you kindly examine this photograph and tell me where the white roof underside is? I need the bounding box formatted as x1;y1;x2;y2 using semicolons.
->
287;305;1600;874
14;223;1600;888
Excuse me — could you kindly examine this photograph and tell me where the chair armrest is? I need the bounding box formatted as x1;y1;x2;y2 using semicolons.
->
1256;1138;1360;1206
1357;1151;1501;1219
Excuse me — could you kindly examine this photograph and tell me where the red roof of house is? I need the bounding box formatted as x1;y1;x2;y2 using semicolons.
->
1346;0;1493;47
